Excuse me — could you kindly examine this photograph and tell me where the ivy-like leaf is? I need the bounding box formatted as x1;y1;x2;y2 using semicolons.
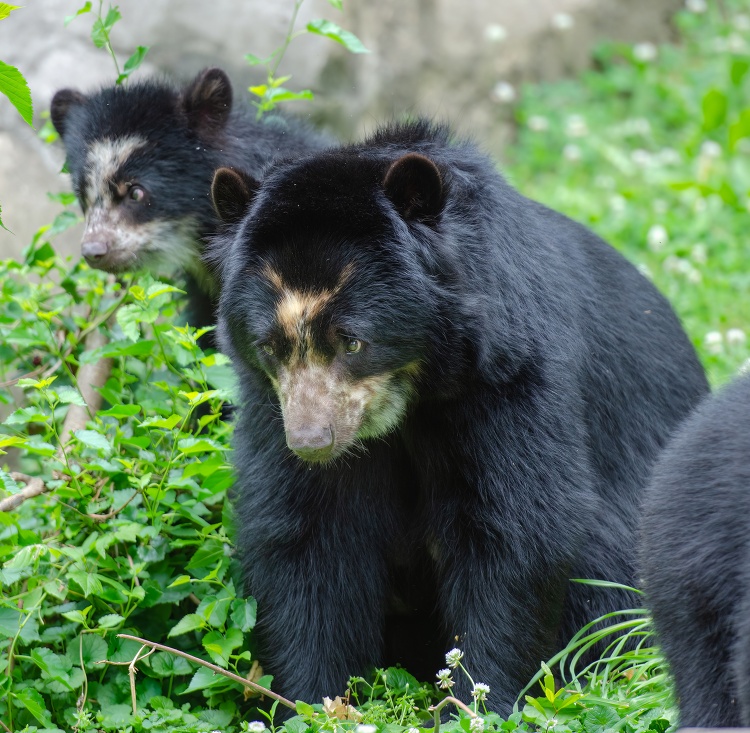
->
116;45;149;85
0;60;33;126
14;688;53;728
168;612;205;637
306;19;369;54
75;429;113;455
90;5;122;48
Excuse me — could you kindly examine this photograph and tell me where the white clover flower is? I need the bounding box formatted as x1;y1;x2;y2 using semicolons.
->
246;724;266;733
727;329;747;347
445;648;464;668
609;194;627;214
631;149;653;167
491;81;517;103
469;716;485;733
647;224;668;252
355;725;378;733
700;140;722;158
407;728;420;733
704;331;723;354
563;144;581;162
686;266;702;284
485;23;508;42
662;255;683;274
633;42;657;62
436;668;455;689
727;33;747;53
685;0;707;12
472;682;491;702
565;115;588;138
657;148;681;166
691;243;707;264
552;12;574;30
528;115;550;132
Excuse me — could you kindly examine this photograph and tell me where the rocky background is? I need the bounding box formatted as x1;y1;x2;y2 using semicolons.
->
0;0;682;260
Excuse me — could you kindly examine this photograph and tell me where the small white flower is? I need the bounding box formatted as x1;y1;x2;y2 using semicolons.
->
727;33;747;53
563;144;581;162
647;224;668;252
445;648;464;668
485;23;508;42
704;331;723;354
472;682;491;702
701;140;722;158
594;174;615;190
469;716;485;733
491;81;516;103
736;14;750;32
552;12;574;30
691;243;707;264
727;328;747;347
246;724;266;733
631;148;653;167
657;148;681;166
633;42;658;62
685;0;707;12
436;668;454;689
565;114;588;138
407;729;420;733
653;198;668;215
528;115;549;132
610;195;627;214
686;266;702;284
356;725;378;733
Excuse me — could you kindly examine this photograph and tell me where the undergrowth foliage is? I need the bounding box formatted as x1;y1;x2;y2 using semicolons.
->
1;0;749;731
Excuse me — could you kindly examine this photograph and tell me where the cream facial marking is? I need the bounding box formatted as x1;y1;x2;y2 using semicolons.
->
85;135;148;207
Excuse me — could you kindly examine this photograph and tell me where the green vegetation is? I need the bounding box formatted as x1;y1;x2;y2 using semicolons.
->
1;0;748;730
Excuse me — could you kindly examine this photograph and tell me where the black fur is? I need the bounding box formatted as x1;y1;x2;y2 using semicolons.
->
642;374;750;727
212;120;709;712
51;68;331;334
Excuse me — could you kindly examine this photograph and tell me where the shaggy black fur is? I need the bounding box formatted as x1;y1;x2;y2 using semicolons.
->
642;374;750;728
50;68;330;334
211;120;709;713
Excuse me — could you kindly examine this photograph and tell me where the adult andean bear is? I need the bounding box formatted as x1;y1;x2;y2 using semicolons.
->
642;375;750;728
50;67;330;337
209;121;708;713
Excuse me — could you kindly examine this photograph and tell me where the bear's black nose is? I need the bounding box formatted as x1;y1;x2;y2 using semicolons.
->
81;240;109;260
286;425;334;462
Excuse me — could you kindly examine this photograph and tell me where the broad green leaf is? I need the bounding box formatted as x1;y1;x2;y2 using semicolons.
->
168;612;205;637
141;414;182;430
116;45;149;84
116;303;142;341
230;597;257;632
75;429;113;455
91;5;121;47
98;403;141;418
14;688;53;728
3;405;49;425
306;19;369;54
168;574;192;588
0;3;20;21
202;629;241;667
66;632;108;669
0;60;33;126
149;650;192;677
245;52;274;66
184;666;222;693
0;606;21;637
69;570;104;597
48;209;80;236
56;386;87;406
702;88;727;131
47;191;78;206
97;613;124;628
186;539;226;570
178;436;227;454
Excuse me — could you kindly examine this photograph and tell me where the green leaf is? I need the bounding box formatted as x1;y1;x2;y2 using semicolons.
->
47;191;78;206
0;3;19;21
306;19;369;54
731;58;750;87
97;613;124;628
702;88;727;131
0;202;10;233
75;429;113;455
202;629;242;667
168;612;205;637
0;60;33;126
98;403;141;418
245;52;274;66
141;414;182;430
150;650;192;677
327;0;343;9
64;1;92;26
0;606;21;637
116;45;149;84
116;303;142;341
91;5;121;47
230;597;257;632
56;386;87;406
67;632;108;669
296;701;316;717
183;666;221;693
69;570;104;597
177;436;227;455
14;688;53;728
186;539;226;570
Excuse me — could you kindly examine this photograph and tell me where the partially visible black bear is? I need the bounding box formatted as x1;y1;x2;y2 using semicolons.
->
209;120;709;713
50;68;330;334
642;374;750;728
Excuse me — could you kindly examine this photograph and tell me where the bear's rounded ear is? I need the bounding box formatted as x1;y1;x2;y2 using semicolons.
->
50;88;87;138
181;67;233;135
211;167;260;224
383;152;444;222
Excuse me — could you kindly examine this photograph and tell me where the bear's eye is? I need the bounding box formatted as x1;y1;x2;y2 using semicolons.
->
261;343;275;356
129;185;146;203
344;337;362;354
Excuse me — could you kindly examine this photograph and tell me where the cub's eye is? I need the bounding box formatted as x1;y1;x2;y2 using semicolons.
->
261;343;275;356
344;337;362;354
129;185;146;202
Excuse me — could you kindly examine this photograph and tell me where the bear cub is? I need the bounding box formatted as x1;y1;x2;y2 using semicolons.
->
642;374;750;728
50;68;330;334
210;120;708;713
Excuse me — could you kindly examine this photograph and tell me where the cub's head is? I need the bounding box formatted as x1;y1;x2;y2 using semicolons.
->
210;153;445;463
51;68;233;283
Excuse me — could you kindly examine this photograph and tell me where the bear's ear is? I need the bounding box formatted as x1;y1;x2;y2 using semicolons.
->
50;88;87;138
181;67;233;134
383;152;444;222
211;167;259;224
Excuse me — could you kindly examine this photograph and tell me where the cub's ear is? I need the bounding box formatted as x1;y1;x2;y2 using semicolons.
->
383;152;444;222
50;88;87;138
211;167;259;224
182;67;233;134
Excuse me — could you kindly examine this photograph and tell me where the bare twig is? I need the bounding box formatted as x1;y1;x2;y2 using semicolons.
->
114;633;297;712
86;490;138;522
429;696;478;733
0;328;113;512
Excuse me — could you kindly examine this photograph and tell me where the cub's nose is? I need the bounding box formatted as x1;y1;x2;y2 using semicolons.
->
81;240;109;261
286;425;334;462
